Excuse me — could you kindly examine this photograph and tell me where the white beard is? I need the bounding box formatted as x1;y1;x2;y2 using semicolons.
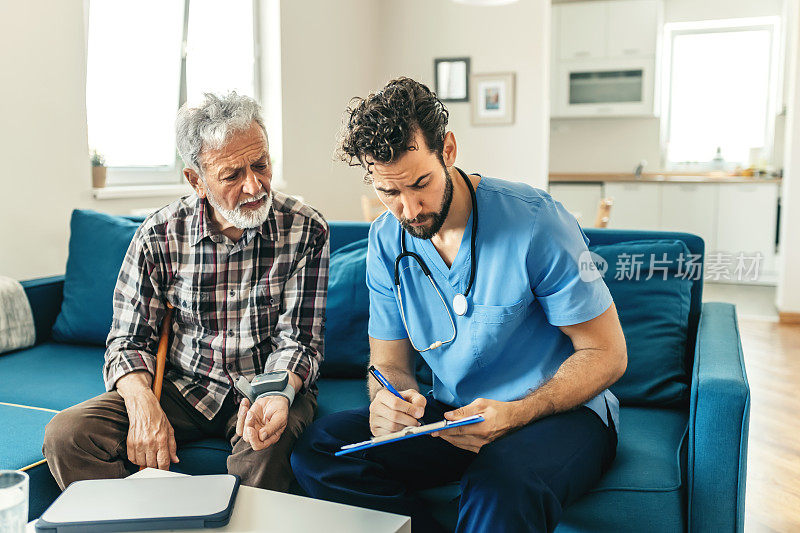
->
205;188;273;229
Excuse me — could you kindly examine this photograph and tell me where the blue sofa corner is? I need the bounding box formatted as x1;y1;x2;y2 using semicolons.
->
1;216;749;532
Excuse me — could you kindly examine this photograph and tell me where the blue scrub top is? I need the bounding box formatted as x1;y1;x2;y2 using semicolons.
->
366;176;619;430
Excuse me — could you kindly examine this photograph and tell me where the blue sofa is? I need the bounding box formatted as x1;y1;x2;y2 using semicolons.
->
1;212;749;532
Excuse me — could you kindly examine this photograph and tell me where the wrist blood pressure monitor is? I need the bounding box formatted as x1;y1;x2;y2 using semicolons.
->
234;370;296;406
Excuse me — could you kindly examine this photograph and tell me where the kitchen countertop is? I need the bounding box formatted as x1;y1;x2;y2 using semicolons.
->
549;172;782;184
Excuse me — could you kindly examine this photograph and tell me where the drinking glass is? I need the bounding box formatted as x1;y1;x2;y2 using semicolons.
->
0;470;28;533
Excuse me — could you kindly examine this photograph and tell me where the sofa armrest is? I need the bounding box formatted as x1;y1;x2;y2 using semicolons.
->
688;302;750;533
20;276;65;344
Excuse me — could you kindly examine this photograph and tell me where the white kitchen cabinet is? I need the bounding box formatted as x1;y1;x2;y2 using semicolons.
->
551;0;661;118
604;182;662;231
598;180;780;283
660;183;718;254
607;0;659;57
557;2;608;60
716;183;779;276
548;183;603;227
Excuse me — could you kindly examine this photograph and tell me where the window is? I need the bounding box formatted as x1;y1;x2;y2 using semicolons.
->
662;18;780;168
86;0;258;185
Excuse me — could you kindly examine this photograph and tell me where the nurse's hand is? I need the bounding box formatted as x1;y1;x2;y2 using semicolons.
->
369;389;426;437
431;398;514;453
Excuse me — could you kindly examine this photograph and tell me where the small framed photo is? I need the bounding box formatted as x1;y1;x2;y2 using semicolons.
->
434;57;470;102
471;72;516;125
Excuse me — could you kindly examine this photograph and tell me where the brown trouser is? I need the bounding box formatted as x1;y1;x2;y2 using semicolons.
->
42;379;317;491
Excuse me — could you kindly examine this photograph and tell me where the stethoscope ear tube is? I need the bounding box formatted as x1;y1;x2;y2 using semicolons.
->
394;250;432;285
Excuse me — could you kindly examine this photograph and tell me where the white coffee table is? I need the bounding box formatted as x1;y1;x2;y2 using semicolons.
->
28;468;410;532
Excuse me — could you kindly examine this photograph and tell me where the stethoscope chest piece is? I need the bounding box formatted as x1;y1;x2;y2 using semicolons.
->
452;293;468;316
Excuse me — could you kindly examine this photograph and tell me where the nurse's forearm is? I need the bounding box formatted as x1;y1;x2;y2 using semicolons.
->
507;346;625;428
367;364;419;401
368;337;420;401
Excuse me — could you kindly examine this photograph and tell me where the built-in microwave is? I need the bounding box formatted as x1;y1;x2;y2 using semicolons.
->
552;57;656;117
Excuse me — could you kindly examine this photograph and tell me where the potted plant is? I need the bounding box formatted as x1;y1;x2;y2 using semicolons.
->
91;150;107;188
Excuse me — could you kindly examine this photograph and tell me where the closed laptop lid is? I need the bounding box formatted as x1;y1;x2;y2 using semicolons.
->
37;474;239;531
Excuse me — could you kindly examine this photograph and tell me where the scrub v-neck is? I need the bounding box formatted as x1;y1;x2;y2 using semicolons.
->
419;204;475;290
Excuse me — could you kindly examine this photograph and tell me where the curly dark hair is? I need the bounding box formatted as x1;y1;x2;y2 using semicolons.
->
338;77;449;182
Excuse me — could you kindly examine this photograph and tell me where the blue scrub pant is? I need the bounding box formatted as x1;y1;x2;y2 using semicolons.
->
291;396;617;533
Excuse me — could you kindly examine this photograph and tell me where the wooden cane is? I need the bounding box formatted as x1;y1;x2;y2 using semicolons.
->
152;302;174;402
139;302;174;471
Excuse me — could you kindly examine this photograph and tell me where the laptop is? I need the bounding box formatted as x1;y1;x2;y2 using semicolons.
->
35;474;239;532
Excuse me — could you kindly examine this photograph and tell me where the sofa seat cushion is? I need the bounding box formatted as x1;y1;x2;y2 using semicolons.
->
419;407;688;532
0;404;56;469
0;342;106;411
173;438;231;476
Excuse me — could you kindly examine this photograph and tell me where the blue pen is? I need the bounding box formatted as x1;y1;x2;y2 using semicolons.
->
368;365;405;401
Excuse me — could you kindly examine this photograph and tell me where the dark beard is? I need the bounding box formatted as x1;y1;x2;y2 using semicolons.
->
400;167;454;240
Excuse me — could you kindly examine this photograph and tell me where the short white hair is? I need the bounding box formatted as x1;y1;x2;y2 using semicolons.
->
176;92;267;174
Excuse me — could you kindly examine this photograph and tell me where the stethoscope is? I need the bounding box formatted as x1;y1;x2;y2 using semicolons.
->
393;167;478;352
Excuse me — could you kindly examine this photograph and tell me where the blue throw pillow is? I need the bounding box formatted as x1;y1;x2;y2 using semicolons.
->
589;239;693;407
52;210;140;345
323;238;371;378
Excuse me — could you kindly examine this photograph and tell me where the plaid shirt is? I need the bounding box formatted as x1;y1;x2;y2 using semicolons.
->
103;191;329;420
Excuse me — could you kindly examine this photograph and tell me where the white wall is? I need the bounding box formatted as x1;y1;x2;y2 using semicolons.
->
276;0;552;208
274;0;380;221
375;0;552;189
549;0;785;173
777;0;800;315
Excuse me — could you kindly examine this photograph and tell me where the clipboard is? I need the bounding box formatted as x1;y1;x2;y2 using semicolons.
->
336;415;484;456
35;474;239;532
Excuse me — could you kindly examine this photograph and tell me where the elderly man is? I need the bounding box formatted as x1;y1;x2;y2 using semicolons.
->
43;92;328;491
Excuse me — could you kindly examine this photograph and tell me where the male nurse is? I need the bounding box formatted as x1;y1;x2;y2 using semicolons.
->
292;77;627;533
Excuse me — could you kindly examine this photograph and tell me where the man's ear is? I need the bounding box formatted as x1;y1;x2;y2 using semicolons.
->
441;131;457;168
184;168;207;199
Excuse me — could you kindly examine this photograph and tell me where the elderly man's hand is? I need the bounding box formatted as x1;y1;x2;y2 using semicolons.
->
236;396;289;451
116;371;179;470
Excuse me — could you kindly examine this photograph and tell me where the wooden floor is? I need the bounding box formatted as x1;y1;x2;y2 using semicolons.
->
740;318;800;532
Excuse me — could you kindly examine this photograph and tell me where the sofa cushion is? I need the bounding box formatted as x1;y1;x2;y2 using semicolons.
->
329;222;370;254
419;407;688;532
173;439;231;476
323;239;370;378
589;240;693;407
316;378;370;419
0;404;56;469
0;342;106;411
52;210;140;346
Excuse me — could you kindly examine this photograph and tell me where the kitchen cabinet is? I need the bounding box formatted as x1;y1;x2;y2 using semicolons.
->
716;183;779;276
557;2;608;60
548;183;603;227
604;182;662;231
551;0;661;118
607;0;659;57
660;183;718;254
553;179;782;283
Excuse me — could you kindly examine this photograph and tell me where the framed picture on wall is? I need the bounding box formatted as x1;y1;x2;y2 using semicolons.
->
434;57;470;102
471;72;516;125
